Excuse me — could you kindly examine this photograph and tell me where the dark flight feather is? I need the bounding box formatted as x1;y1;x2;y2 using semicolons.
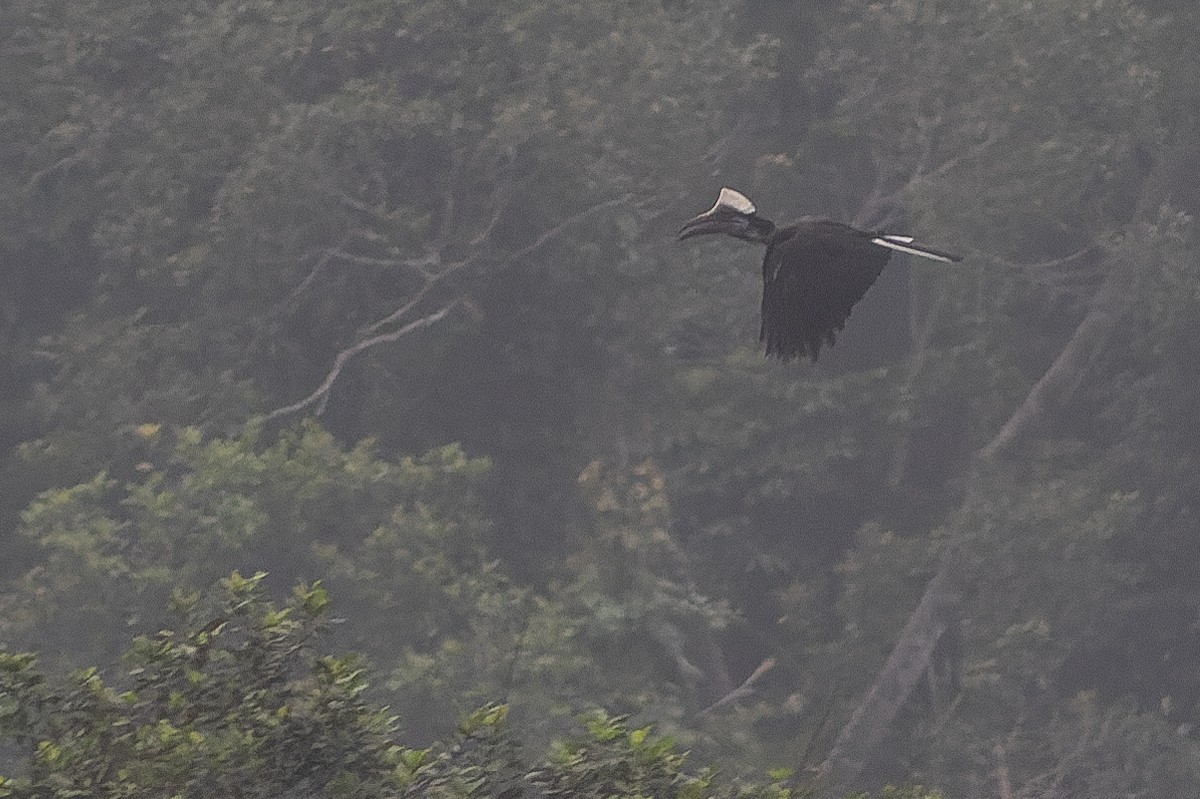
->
760;221;892;361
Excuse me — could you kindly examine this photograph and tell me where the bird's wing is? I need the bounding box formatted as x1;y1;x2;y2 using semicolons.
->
760;221;892;361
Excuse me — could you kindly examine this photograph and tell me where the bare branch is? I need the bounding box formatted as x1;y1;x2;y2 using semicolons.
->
995;743;1014;799
812;244;1128;794
813;148;1185;799
922;131;1001;182
284;248;336;308
654;621;706;689
813;554;964;798
468;201;508;249
505;194;632;264
696;657;777;718
982;243;1105;302
264;302;457;421
911;113;939;178
853;168;891;228
267;193;629;421
468;161;517;248
861;131;1003;226
326;247;444;274
985;243;1099;273
435;149;466;243
337;193;387;216
980;252;1133;459
361;276;441;335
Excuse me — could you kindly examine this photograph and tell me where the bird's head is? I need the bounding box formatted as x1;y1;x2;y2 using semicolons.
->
677;187;775;244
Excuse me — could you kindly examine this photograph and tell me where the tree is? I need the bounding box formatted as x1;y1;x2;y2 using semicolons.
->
2;423;502;703
764;2;1200;795
0;572;402;798
0;0;775;565
6;0;1200;795
0;573;932;799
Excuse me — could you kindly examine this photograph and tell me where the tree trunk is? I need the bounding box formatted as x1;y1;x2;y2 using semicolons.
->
980;250;1135;458
807;143;1182;796
814;550;965;798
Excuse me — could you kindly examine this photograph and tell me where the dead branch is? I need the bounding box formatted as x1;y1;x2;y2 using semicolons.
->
979;143;1186;457
265;192;631;421
696;657;778;718
285;248;337;308
506;195;632;263
854;170;891;229
362;278;441;335
654;621;706;689
980;251;1135;458
810;244;1130;791
366;194;630;333
812;246;1131;790
857;130;1002;228
264;302;457;420
995;743;1014;799
326;248;441;271
813;552;964;798
467;179;513;248
921;131;1000;183
988;244;1098;273
813;140;1184;799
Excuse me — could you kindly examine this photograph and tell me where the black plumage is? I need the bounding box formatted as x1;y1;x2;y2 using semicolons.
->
678;188;962;361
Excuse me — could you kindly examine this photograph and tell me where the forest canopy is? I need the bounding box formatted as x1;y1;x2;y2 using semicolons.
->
3;0;1200;796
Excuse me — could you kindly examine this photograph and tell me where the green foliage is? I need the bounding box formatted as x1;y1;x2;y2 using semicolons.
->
0;579;916;799
806;0;1164;249
0;573;403;799
4;0;1200;795
4;422;495;676
846;788;942;799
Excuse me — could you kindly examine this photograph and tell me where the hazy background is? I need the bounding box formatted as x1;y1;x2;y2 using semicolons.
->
3;0;1200;795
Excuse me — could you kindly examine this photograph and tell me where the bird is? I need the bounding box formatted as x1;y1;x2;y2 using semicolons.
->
677;187;962;361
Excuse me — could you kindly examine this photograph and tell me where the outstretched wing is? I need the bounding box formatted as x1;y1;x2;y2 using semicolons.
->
759;221;892;361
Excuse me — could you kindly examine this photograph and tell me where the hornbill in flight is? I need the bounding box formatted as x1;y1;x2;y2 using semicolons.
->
678;188;962;361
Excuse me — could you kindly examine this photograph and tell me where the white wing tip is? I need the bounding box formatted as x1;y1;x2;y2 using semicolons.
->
870;236;956;263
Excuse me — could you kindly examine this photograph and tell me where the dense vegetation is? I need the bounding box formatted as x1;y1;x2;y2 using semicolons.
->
0;573;941;798
2;0;1200;796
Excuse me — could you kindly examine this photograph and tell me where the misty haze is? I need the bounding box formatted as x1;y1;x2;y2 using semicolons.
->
1;1;1198;797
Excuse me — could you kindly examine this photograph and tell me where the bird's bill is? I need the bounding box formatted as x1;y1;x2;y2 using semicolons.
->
677;211;724;240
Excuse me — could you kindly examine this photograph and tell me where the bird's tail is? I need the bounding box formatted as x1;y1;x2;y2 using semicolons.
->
870;234;962;263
